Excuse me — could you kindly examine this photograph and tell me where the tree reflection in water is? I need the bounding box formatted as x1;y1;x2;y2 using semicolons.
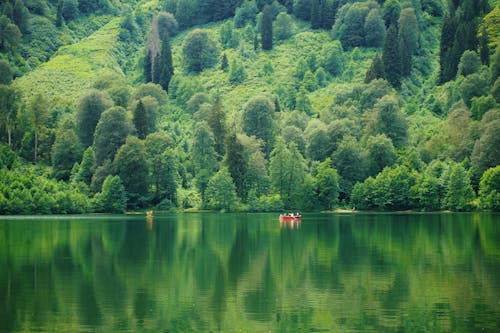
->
0;212;499;332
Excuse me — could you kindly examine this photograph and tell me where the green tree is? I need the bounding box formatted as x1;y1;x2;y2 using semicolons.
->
234;0;258;28
114;136;149;208
491;45;500;81
191;122;219;197
444;163;475;211
479;166;500;211
94;175;127;213
154;34;174;92
457;50;481;77
157;11;178;38
221;53;229;71
479;25;489;65
62;0;78;20
28;94;50;163
274;12;293;40
13;0;28;33
55;0;64;27
225;131;248;200
0;16;21;52
398;7;418;76
143;48;152;82
365;53;385;83
0;84;20;147
301;70;317;92
383;0;400;27
207;96;227;157
310;0;320;29
269;138;307;208
242;94;275;155
382;24;401;88
0;59;13;85
366;94;407;148
472;119;500;178
229;58;246;85
319;40;344;76
76;89;113;147
261;4;273;50
411;166;444;211
294;0;311;21
205;167;237;211
295;87;312;115
332;136;367;200
364;8;385;47
470;95;497;121
52;119;83;180
182;29;219;73
133;100;148;139
316;158;339;210
93;106;135;166
366;134;397;176
74;146;94;185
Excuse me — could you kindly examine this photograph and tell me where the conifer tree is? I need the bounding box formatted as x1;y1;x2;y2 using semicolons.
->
225;131;248;200
365;53;385;84
382;24;401;88
320;0;336;30
310;0;321;29
479;25;489;65
13;0;28;33
439;14;456;83
155;35;174;92
220;53;229;71
261;4;273;50
398;8;418;76
207;96;227;157
56;0;64;27
133;100;148;139
294;0;312;21
144;48;152;82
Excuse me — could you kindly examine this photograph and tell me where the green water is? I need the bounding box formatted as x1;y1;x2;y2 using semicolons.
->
0;213;499;332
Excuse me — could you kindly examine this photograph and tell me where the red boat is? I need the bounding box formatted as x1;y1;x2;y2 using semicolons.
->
279;214;301;222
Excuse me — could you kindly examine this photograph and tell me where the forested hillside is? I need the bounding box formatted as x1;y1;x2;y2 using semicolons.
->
0;0;499;214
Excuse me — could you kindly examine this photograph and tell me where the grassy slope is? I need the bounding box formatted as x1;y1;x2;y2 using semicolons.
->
14;19;123;107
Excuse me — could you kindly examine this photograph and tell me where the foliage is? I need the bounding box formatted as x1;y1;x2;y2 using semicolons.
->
316;158;339;210
274;12;293;41
242;94;275;155
182;29;219;73
113;136;148;208
51;119;83;180
261;4;273;50
93;175;126;213
444;163;475;211
204;167;237;211
93;106;134;166
76;89;113;147
479;165;500;211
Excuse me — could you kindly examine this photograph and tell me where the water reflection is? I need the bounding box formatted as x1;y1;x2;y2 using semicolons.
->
0;213;499;332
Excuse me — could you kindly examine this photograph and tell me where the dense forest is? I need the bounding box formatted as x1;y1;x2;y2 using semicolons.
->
0;0;499;214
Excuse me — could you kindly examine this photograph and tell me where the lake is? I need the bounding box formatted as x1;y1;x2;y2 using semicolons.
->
0;213;499;332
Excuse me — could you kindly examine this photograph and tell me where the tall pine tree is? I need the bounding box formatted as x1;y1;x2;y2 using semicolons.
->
207;96;227;157
310;0;321;29
155;35;174;92
133;100;148;139
261;4;273;50
225;131;248;200
382;24;401;88
365;53;385;83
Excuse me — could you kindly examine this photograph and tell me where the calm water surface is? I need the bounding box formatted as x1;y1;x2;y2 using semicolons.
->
0;213;499;332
